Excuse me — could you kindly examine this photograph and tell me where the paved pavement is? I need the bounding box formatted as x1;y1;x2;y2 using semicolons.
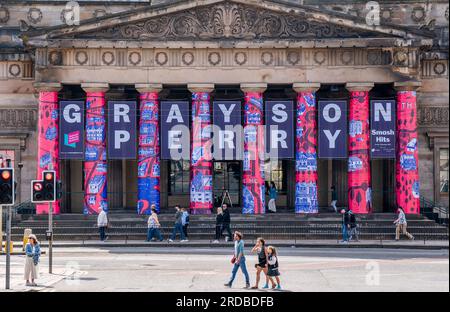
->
33;239;450;250
1;246;448;292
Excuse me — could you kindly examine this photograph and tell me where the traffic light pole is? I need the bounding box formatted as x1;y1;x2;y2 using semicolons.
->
5;205;11;290
48;201;53;274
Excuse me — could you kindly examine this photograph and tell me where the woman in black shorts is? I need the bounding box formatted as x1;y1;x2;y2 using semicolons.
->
251;238;273;289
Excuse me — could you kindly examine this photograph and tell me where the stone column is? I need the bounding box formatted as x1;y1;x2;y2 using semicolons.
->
241;83;267;214
293;83;320;214
347;83;374;214
136;84;163;215
34;82;62;215
81;83;109;215
395;81;422;214
188;84;215;215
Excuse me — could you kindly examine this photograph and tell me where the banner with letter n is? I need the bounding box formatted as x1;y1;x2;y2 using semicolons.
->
370;99;396;159
265;100;294;159
107;101;137;159
59;100;85;159
213;100;242;161
161;101;190;160
318;100;348;158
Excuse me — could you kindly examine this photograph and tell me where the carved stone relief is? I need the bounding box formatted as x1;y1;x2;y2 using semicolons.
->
0;109;37;130
75;3;372;41
0;7;10;24
419;107;449;127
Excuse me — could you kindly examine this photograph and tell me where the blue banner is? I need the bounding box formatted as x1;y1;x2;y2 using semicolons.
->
265;100;294;159
59;100;85;159
370;100;396;158
318;100;348;158
213;101;242;160
107;101;137;159
161;101;190;160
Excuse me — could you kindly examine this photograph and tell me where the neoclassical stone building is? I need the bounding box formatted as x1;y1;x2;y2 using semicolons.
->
0;0;448;214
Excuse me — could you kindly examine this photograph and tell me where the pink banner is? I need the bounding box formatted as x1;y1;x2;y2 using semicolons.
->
243;92;265;214
190;92;213;214
84;92;107;215
396;91;420;214
36;91;60;214
348;91;371;214
137;92;160;215
295;92;318;213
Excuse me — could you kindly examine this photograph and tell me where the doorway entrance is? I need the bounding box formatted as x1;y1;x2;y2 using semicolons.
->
213;161;241;209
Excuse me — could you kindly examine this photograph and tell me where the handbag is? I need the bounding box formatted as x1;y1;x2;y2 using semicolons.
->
231;256;237;264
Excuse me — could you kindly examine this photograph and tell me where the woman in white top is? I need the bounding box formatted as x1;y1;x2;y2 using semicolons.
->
147;205;164;242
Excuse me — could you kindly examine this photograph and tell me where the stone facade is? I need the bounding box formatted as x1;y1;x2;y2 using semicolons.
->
0;0;448;210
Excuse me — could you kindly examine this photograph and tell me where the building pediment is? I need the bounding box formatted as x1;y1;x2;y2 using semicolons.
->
24;0;434;47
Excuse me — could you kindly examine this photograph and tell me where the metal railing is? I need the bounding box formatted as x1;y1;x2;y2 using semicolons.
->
420;196;449;227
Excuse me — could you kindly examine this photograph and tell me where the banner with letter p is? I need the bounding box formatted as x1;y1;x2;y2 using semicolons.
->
108;101;137;159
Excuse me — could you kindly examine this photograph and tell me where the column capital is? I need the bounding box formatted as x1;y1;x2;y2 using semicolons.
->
33;82;62;93
135;83;163;94
394;81;422;92
346;82;374;92
241;83;268;93
293;82;321;93
81;82;109;93
188;83;215;93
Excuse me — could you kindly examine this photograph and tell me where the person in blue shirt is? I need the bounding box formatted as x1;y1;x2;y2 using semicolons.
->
268;182;278;213
224;231;250;289
24;234;41;287
181;207;190;239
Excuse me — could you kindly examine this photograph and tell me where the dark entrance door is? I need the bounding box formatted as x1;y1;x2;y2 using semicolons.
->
213;161;241;209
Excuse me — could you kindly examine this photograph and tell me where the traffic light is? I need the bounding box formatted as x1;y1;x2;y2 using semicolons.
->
31;170;56;203
57;180;63;200
0;168;15;205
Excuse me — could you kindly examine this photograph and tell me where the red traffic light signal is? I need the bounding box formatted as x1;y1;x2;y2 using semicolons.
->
44;172;54;181
0;168;15;205
1;170;11;180
33;182;43;192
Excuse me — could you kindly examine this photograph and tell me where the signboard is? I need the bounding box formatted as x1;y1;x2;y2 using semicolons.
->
161;101;190;160
213;101;242;160
265;100;294;159
59;101;84;159
370;100;396;158
318;100;348;158
108;101;137;159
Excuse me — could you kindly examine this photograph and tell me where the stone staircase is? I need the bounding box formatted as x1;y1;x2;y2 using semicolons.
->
5;212;449;242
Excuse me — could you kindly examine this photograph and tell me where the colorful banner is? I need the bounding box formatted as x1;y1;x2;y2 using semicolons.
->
107;101;137;159
243;93;265;214
137;93;160;215
348;91;371;214
213;100;242;160
36;91;60;214
370;100;396;158
265;100;294;159
59;101;84;160
295;92;318;213
396;91;420;214
161;101;190;160
190;92;213;214
84;92;107;215
318;100;348;158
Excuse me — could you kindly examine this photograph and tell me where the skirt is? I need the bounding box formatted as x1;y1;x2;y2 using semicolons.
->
268;267;280;277
24;256;39;280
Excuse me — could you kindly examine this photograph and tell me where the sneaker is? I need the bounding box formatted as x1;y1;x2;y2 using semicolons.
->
104;236;109;241
181;240;189;243
251;286;259;289
168;239;174;243
411;236;415;241
262;284;269;289
244;284;250;289
213;240;219;244
276;285;282;290
224;283;231;288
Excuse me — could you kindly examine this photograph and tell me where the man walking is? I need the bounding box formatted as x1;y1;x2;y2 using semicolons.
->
340;208;350;244
224;231;250;289
97;209;108;242
221;204;232;242
348;209;359;242
169;206;188;243
394;207;415;241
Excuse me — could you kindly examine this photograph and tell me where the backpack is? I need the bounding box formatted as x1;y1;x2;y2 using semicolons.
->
350;213;356;225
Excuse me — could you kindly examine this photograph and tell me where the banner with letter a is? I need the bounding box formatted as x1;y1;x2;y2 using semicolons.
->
161;101;190;160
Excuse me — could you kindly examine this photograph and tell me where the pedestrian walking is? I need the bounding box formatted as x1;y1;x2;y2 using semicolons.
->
251;238;272;289
224;231;250;289
24;234;41;287
394;207;415;241
267;246;282;290
97;209;109;241
221;204;232;242
268;182;278;213
340;208;350;243
348;210;359;242
146;205;164;242
169;206;187;243
181;207;190;239
213;207;224;243
331;186;338;212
